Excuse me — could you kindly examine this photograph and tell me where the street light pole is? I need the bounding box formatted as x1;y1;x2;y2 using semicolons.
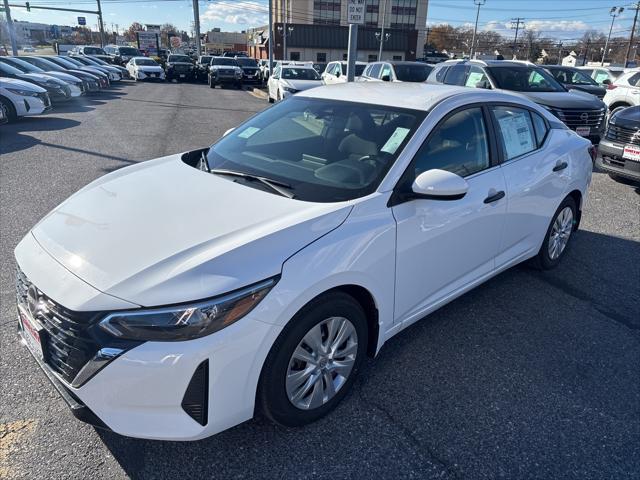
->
2;0;18;55
96;0;105;47
602;6;624;66
192;0;201;57
378;0;388;61
268;0;273;75
470;0;485;60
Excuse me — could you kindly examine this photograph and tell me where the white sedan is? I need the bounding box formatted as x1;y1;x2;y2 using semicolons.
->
0;78;51;122
126;57;165;81
267;65;322;102
15;83;593;441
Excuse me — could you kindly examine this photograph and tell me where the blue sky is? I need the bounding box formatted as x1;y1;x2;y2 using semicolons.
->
8;0;637;42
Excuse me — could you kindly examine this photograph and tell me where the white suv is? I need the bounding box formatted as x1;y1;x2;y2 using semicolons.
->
602;69;640;115
321;61;367;84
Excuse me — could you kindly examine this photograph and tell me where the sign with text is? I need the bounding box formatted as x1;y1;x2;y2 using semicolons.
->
136;31;159;55
347;0;365;24
77;17;86;26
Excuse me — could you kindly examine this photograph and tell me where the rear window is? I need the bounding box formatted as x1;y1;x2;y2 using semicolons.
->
487;67;565;92
394;64;433;82
136;59;158;66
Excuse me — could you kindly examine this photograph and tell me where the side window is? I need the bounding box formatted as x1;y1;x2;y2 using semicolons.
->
273;66;281;78
369;63;382;78
413;107;490;178
380;63;392;79
444;65;467;86
627;72;640;86
465;66;489;88
530;111;549;147
593;70;609;84
434;66;449;83
492;106;538;160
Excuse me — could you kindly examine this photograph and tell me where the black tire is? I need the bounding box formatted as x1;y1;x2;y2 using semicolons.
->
268;96;274;103
0;97;17;123
208;76;215;89
530;196;577;270
257;291;368;427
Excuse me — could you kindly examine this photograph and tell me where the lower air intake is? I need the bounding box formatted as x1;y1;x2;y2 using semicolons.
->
181;360;209;426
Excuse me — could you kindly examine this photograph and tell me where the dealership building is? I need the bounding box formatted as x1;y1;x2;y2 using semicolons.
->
248;0;428;62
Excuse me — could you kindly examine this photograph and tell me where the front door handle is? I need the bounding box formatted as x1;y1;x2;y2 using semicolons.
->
484;191;505;204
553;161;568;172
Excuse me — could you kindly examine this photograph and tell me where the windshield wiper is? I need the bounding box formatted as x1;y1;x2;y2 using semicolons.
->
210;169;295;199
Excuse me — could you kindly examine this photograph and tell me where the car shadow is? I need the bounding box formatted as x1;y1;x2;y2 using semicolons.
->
95;229;639;479
0;117;82;154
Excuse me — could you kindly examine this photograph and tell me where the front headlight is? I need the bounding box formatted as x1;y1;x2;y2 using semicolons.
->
99;277;278;341
6;88;40;97
541;104;561;119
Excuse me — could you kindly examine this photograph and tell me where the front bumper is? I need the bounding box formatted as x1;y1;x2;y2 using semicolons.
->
16;93;51;116
137;71;165;81
597;139;640;181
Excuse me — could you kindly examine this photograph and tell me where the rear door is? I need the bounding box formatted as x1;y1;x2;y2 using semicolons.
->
492;104;570;267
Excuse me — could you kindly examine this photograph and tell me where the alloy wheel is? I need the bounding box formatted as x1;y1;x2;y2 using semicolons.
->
548;206;573;260
286;317;358;410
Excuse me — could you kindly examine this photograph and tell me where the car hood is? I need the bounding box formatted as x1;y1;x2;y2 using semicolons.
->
80;66;107;77
504;90;606;109
610;105;640;129
18;72;61;84
42;71;82;84
565;84;606;97
0;77;46;92
31;154;352;307
284;79;323;91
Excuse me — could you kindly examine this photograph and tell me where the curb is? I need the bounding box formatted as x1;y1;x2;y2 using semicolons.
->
250;87;268;100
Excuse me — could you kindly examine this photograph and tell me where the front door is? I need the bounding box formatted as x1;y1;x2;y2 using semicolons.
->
392;106;507;325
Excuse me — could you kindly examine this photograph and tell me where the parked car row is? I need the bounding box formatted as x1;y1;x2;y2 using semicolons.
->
0;54;129;123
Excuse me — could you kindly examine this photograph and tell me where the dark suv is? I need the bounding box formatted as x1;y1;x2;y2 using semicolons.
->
235;57;260;84
597;106;640;183
165;54;194;81
104;45;143;66
428;60;607;144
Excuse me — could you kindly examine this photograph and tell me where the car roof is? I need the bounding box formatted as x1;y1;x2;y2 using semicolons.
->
297;82;499;110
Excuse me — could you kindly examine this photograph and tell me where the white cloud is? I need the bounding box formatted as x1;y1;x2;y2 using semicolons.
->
200;1;267;27
483;19;590;34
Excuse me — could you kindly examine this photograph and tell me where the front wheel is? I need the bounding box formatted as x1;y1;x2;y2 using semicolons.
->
531;196;577;270
258;291;367;427
0;97;17;123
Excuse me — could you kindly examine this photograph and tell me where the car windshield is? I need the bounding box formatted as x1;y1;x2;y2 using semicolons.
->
487;67;565;92
136;59;158;66
84;47;106;55
236;58;258;67
89;57;109;65
394;64;433;82
119;47;141;55
206;97;425;202
28;57;64;71
0;62;24;75
548;68;597;86
2;58;42;73
168;55;191;63
281;68;321;80
212;58;238;66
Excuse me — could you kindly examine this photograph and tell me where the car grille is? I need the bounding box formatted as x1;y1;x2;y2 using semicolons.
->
218;69;234;75
554;108;605;129
173;64;190;72
16;269;102;385
605;124;640;146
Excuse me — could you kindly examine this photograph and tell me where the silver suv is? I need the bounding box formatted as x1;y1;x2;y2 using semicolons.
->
428;60;607;144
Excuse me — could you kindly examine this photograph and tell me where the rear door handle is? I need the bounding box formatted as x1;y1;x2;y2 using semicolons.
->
553;161;568;172
484;191;505;204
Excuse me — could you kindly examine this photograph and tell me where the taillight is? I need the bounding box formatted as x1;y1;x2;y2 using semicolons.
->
606;84;617;90
588;145;597;163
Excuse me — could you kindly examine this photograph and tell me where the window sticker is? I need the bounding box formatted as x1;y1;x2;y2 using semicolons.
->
381;127;410;154
466;71;484;87
237;126;260;139
498;112;535;159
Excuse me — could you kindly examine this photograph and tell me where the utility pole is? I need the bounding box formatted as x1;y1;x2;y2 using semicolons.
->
624;2;640;67
192;0;201;56
95;0;105;46
556;41;562;65
603;6;624;66
470;0;485;60
582;38;590;66
268;0;273;75
2;0;18;55
378;0;388;61
510;17;524;59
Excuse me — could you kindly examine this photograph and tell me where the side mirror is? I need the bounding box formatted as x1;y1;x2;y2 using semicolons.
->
381;74;391;82
475;80;491;89
223;128;235;137
335;70;341;78
411;169;468;200
602;78;611;85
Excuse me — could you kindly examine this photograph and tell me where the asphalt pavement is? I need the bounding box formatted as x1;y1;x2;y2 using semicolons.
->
0;81;638;480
